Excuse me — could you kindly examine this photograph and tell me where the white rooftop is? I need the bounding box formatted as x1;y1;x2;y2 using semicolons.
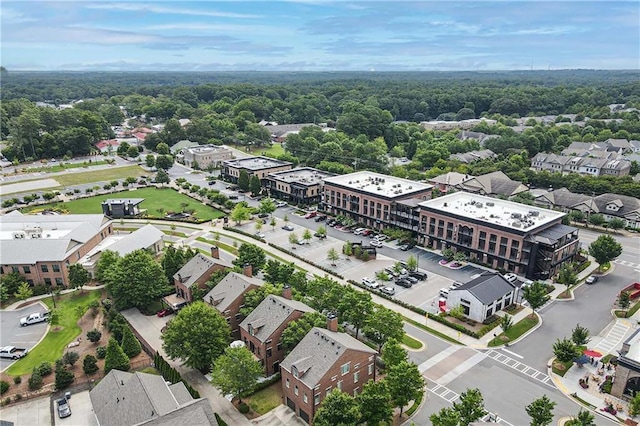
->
419;192;564;231
224;156;291;170
185;144;230;154
268;167;334;185
624;330;640;363
323;171;432;198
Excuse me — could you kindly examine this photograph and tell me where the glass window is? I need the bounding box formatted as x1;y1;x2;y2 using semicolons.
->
314;395;320;405
12;266;19;273
294;386;298;396
354;372;359;383
286;378;290;388
303;394;308;404
41;264;49;273
341;362;350;375
23;266;31;274
52;264;60;272
55;277;63;286
44;278;52;286
337;380;342;391
368;364;374;375
326;387;331;396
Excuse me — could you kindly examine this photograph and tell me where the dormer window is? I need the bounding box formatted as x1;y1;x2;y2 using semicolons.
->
248;325;255;336
292;366;299;378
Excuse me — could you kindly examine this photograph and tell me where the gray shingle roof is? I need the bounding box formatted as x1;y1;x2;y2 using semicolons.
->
428;172;472;187
174;253;231;288
534;188;590;208
593;193;640;217
280;327;377;389
451;272;516;305
458;171;528;197
240;295;315;343
137;399;218;426
203;272;263;313
106;225;164;256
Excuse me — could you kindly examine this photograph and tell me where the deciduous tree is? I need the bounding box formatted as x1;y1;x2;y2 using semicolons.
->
571;324;591;346
381;337;408;368
313;388;361;426
95;250;121;284
238;170;250;192
233;243;266;275
386;361;424;416
526;395;556;426
327;248;340;266
553;338;579;363
210;346;263;402
259;198;276;216
14;282;32;301
357;379;392;425
281;312;327;353
589;235;622;271
565;410;595;426
230;203;251;225
364;306;404;350
249;175;261;196
453;388;487;426
68;263;90;292
522;281;549;313
430;407;462;426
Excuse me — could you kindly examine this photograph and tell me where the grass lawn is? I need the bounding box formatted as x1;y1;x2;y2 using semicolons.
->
6;290;102;376
54;165;148;186
402;334;423;350
197;237;239;255
245;383;283;415
23;187;225;221
138;366;161;375
488;315;539;347
235;143;285;159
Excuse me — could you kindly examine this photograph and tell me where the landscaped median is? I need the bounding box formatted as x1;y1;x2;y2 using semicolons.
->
488;314;540;347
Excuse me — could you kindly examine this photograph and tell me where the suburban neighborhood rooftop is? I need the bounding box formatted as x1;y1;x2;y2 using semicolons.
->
268;167;335;185
323;171;432;197
224;156;291;170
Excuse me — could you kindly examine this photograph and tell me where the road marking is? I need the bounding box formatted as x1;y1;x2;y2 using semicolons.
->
428;382;515;425
482;412;515;426
14;332;40;336
485;350;554;388
501;348;523;359
594;322;630;354
438;352;486;385
418;346;458;373
614;259;640;269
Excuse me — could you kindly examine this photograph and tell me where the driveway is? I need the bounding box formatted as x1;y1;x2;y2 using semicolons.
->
0;302;50;371
54;390;98;426
0;396;50;426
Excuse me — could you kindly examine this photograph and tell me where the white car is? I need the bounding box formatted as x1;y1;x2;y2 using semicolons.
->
380;286;395;296
503;273;518;283
353;228;366;235
276;201;288;208
362;277;379;289
370;240;383;248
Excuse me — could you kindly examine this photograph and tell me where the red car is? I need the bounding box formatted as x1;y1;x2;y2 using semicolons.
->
157;307;174;317
304;212;317;219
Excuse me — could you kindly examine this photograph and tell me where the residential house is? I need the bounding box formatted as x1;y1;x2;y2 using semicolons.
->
264;123;319;142
96;139;120;154
533;188;591;212
420;118;497;131
240;289;315;376
280;315;377;424
173;247;233;303
428;172;473;194
455;171;529;198
604;138;633;154
449;149;496;164
457;130;499;146
532;152;631;177
629;140;640;153
573;193;640;229
204;272;263;338
89;370;218;426
446;272;519;323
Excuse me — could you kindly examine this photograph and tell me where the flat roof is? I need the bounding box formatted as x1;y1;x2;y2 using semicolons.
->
419;192;564;231
323;171;432;198
224;156;291;170
268;167;335;185
185;144;230;154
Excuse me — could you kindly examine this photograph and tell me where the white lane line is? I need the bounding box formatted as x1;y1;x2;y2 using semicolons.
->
501;348;523;359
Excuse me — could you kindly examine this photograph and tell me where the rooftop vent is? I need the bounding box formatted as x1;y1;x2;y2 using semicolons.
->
475;203;483;208
486;202;495;206
510;213;522;219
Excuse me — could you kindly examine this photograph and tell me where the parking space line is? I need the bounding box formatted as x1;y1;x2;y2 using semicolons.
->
486;350;554;388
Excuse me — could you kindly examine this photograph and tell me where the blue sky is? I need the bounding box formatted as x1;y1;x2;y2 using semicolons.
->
1;1;638;71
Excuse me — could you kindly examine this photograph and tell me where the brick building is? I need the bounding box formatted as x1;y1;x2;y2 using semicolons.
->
239;289;314;376
264;167;336;205
222;156;292;183
203;272;263;339
417;192;580;280
280;315;377;424
0;212;113;287
173;247;233;303
178;144;233;169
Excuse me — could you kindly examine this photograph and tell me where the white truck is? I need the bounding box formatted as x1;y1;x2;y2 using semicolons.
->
0;346;28;360
20;311;49;326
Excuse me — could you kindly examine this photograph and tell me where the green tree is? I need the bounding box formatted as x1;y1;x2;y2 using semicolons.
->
571;324;591;346
381;337;408;368
589;235;622;271
54;363;74;390
302;229;313;244
501;314;513;333
145;154;155;168
553;338;579;363
14;282;33;301
155;154;174;170
364;306;404;350
453;388;487;426
522;281;549;313
608;217;625;233
120;326;142;358
62;351;80;366
629;393;640;416
210;346;264;403
155;168;171;185
556;264;577;290
107;250;170;310
289;232;299;248
156;142;170;155
281;312;327;353
406;255;418;272
618;291;631;310
526;395;556;426
430;407;462;426
230;203;251;225
565;410;595;426
357;379;393;425
270;217;277;231
87;329;102;344
386;361;425;416
588;213;605;228
233;243;266;275
162;301;230;372
313;388;361;426
82;354;99;375
327;248;340;266
95;250;121;283
249;175;261;196
254;219;263;233
68;263;90;292
104;337;130;374
239;283;283;317
127;145;139;158
0;271;25;296
259;198;276;216
340;289;373;339
316;225;327;237
238;170;250;192
0;284;8;303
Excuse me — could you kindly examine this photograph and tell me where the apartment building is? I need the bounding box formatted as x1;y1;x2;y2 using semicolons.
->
264;167;336;205
322;171;433;230
222;156;292;183
420;118;497;131
173;247;233;303
531;153;631;177
280;315;377;424
417;192;580;280
0;212;113;287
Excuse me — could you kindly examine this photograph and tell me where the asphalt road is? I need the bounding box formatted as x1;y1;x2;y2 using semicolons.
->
0;302;49;370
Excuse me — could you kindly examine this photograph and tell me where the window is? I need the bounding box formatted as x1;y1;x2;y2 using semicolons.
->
55;278;63;286
41;264;49;273
326;387;332;396
368;364;374;375
52;264;60;272
337;380;342;391
341;362;350;375
314;395;320;406
0;267;3;274
354;372;359;383
294;386;299;396
44;278;52;286
286;378;290;388
277;342;282;351
23;266;31;274
303;394;308;404
12;266;19;273
267;348;272;358
27;280;34;286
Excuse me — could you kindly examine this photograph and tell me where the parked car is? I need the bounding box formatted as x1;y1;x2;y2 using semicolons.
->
362;229;373;236
207;180;216;185
315;215;327;222
157;307;174;317
20;311;49;326
282;225;295;231
439;288;450;298
56;397;71;419
384;268;399;278
257;213;269;218
314;232;327;239
370;240;383;248
373;235;387;242
380;286;396;296
255;232;266;238
276;201;288;208
228;195;239;200
353;228;366;235
402;275;419;284
327;219;336;226
304;212;317;219
0;346;28;360
410;271;428;281
399;244;410;251
362;277;379;289
396;278;413;288
585;275;599;284
503;273;518;283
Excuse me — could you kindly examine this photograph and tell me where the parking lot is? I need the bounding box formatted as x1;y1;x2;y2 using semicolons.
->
0;396;50;426
0;302;50;370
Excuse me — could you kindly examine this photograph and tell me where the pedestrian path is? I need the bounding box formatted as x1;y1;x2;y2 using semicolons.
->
613;258;640;273
485;349;554;388
593;320;631;354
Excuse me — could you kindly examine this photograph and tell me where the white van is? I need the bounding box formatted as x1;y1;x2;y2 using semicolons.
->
439;288;450;298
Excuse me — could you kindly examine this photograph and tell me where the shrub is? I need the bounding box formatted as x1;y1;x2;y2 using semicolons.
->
0;381;9;395
13;376;21;385
3;397;10;406
28;372;43;390
96;346;107;359
120;327;142;358
35;362;53;376
83;354;99;375
63;351;80;366
87;329;102;343
14;394;22;402
54;365;75;390
238;402;250;413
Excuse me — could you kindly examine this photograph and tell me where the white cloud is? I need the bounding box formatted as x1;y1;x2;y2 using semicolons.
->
84;3;261;19
0;7;37;24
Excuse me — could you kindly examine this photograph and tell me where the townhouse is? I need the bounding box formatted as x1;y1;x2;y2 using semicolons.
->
173;247;233;303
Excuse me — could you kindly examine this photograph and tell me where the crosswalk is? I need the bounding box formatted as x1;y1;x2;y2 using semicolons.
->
613;258;640;275
485;350;554;388
427;382;460;403
594;321;631;354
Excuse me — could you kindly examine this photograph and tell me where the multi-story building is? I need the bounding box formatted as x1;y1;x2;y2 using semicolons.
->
417;192;580;280
178;144;233;169
0;212;113;287
173;247;233;303
203;271;263;339
239;288;314;376
420;118;497;131
264;167;336;205
222;156;292;183
280;315;377;424
531;153;631;177
322;171;433;230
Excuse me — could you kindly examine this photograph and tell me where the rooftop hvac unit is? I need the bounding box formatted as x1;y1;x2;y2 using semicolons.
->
529;211;540;217
12;232;26;239
486;202;495;206
512;221;522;228
510;213;522;219
475;203;483;208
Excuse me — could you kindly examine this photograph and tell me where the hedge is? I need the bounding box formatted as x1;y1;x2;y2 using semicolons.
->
153;352;200;399
223;226;266;243
240;373;281;398
575;260;592;274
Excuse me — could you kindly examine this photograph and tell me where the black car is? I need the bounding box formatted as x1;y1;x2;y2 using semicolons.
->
207;180;216;185
410;271;428;281
314;232;327;239
315;215;327;222
327;219;336;226
396;278;413;288
228;195;239;200
399;244;410;251
257;213;269;218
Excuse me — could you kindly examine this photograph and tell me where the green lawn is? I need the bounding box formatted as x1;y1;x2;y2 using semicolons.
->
6;290;102;376
235;143;285;159
488;315;539;347
402;334;423;350
245;384;282;415
196;237;239;255
23;187;225;221
35;161;111;174
54;165;148;186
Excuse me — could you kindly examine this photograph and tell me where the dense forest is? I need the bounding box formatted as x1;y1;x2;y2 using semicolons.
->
2;70;640;197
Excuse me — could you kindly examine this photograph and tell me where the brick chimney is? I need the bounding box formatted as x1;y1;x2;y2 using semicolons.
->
210;246;219;259
282;285;292;300
243;263;253;277
327;313;338;332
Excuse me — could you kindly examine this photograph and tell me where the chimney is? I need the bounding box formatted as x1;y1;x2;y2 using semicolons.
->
282;285;292;300
327;313;338;332
210;246;220;259
243;263;253;277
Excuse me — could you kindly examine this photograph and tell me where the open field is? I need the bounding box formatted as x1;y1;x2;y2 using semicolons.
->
234;143;285;159
54;165;148;186
22;187;225;221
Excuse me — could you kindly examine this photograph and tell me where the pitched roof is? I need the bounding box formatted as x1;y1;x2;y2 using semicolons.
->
170;140;199;154
204;272;264;313
534;188;590;208
138;399;217;426
265;123;318;137
174;253;231;288
428;172;473;187
458;171;528;197
450;149;496;164
240;295;315;343
96;139;120;149
593;193;640;217
451;272;516;305
280;327;377;389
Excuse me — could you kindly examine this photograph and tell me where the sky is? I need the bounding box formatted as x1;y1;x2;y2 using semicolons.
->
1;1;638;71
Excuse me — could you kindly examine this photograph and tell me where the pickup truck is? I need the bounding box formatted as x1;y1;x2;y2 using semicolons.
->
0;346;28;360
20;311;49;326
